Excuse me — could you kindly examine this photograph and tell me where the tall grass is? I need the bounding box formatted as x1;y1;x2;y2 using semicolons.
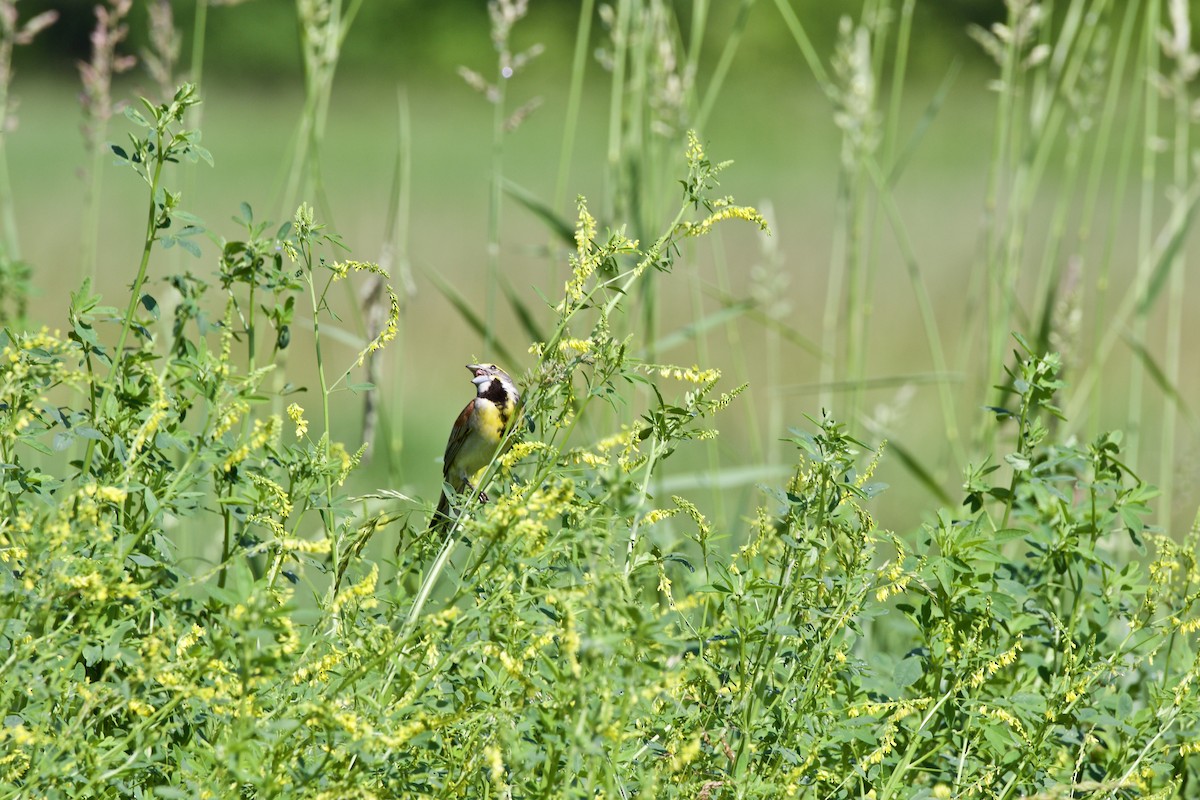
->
0;1;1198;798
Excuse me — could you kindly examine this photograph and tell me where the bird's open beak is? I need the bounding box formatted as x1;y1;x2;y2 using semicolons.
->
466;364;482;373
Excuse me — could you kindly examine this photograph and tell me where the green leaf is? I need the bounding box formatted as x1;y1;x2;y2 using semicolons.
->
190;144;215;167
21;438;52;455
1005;452;1030;471
141;294;160;320
176;237;202;258
124;106;151;128
893;656;923;688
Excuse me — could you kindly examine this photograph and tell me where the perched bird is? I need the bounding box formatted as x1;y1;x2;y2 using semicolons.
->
430;364;521;532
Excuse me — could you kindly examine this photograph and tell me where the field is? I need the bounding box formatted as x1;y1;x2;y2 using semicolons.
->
2;0;1200;797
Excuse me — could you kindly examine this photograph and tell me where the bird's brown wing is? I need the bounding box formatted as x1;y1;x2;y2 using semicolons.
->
431;398;478;533
441;398;477;486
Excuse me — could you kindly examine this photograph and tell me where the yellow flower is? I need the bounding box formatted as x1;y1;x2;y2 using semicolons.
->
84;484;129;504
176;624;206;657
484;744;505;786
682;205;769;237
287;403;308;439
331;563;379;614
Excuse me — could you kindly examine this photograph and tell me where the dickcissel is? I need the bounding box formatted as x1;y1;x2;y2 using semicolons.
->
430;364;521;531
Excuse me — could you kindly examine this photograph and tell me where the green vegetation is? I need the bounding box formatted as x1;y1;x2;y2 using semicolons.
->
1;0;1199;797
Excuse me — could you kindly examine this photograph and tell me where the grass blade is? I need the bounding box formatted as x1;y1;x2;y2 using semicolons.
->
644;300;753;356
1124;333;1197;428
884;437;954;506
702;284;822;356
887;59;960;187
503;178;575;246
1137;189;1199;315
422;262;521;368
499;272;546;345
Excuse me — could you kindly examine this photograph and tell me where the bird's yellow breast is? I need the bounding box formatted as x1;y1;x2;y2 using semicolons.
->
472;399;507;446
451;398;509;484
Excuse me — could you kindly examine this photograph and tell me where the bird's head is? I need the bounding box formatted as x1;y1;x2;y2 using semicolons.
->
467;364;518;401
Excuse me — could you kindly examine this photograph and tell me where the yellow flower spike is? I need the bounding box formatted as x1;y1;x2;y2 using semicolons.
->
685;129;705;165
562;197;599;306
286;403;308;439
571;450;609;468
557;337;592;355
277;536;330;555
500;440;547;467
355;283;400;367
210;399;250;441
331;563;379;615
175;624;205;657
484;744;506;789
248;472;293;517
83;484;129;504
642;508;677;526
681;205;770;238
856;441;886;488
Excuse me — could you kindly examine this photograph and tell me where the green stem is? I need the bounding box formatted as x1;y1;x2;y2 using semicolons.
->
485;57;507;360
309;267;336;551
1127;1;1160;470
111;145;164;381
553;0;595;214
81;137;166;478
190;0;208;89
218;485;232;589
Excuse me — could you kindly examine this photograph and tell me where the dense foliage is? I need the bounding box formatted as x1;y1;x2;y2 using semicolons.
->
1;84;1198;797
2;0;1200;796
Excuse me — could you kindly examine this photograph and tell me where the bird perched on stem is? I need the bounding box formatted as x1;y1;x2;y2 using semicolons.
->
430;364;521;532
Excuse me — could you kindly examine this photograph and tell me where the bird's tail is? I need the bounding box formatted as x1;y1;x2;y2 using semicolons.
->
429;489;453;533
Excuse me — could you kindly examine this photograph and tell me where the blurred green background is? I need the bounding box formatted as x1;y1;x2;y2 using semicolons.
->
7;0;1199;537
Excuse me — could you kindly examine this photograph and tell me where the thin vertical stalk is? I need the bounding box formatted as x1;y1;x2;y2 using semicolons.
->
553;0;595;213
605;0;631;219
1128;1;1160;470
283;0;362;220
819;173;849;415
883;0;915;170
380;89;413;473
868;160;965;469
82;137;166;478
307;266;339;589
1083;0;1141;435
1161;28;1189;527
1026;0;1105;326
772;0;832;93
190;0;207;90
689;238;724;522
977;2;1020;451
844;155;870;426
485;54;507;360
183;0;208;211
693;0;754;132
